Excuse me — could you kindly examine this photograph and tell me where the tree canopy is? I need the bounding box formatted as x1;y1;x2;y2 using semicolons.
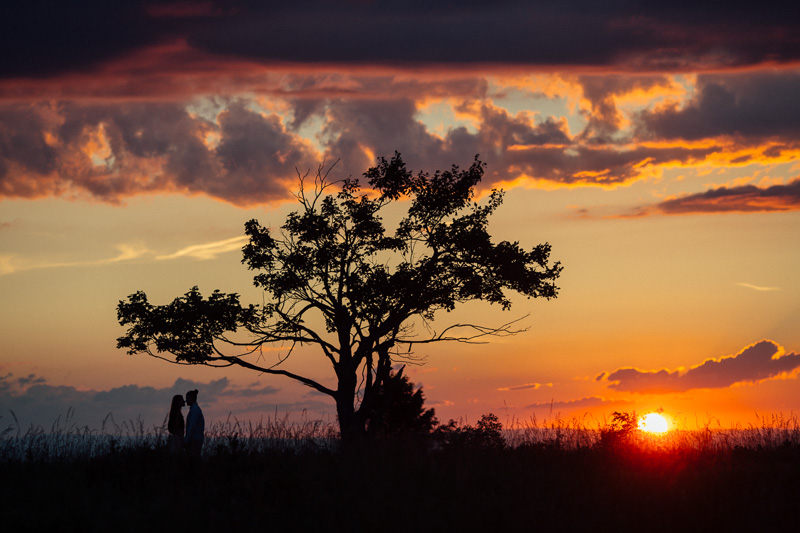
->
117;153;562;441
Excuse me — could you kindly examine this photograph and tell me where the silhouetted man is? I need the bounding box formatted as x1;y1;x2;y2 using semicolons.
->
184;389;205;456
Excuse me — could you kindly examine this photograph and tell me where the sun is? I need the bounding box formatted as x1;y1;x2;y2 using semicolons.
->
638;412;669;434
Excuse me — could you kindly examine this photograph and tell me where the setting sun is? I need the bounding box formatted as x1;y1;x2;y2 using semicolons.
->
638;412;669;434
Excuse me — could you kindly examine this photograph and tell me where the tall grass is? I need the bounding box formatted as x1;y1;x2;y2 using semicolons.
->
501;410;800;453
203;410;339;454
3;408;799;463
0;408;161;462
0;408;338;462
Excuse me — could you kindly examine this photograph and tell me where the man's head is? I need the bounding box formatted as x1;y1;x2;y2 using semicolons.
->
186;389;198;406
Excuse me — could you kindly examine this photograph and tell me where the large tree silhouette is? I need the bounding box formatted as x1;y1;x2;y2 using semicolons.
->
117;153;562;441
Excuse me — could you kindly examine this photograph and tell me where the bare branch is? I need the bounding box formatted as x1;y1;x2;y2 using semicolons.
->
397;315;531;346
219;353;336;397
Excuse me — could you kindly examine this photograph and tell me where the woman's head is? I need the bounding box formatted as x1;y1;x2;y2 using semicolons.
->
171;394;185;410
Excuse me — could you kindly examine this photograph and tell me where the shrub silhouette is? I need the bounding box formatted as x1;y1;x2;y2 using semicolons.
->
435;413;506;450
363;367;438;438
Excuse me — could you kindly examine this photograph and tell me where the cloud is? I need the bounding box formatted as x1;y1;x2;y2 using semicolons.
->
0;1;155;79
0;374;285;432
576;74;684;142
610;177;800;217
0;244;152;276
525;396;618;412
232;3;799;71
497;382;543;391
4;68;800;207
0;100;316;205
317;98;716;192
0;255;15;276
737;282;781;292
0;94;649;205
636;71;800;141
5;2;798;80
321;98;447;177
602;340;800;394
651;178;800;215
109;243;152;263
156;236;248;261
0;234;249;277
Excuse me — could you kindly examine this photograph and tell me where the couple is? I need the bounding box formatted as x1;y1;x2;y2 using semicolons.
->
167;389;205;455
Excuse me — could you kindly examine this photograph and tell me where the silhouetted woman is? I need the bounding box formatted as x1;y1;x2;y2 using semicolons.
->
167;394;185;454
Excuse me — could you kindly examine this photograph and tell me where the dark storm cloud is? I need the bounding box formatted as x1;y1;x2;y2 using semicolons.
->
603;340;800;394
182;1;800;71
3;1;799;80
0;373;279;431
637;72;800;141
0;1;154;78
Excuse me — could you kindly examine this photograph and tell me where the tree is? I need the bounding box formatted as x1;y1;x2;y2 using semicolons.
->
117;153;562;442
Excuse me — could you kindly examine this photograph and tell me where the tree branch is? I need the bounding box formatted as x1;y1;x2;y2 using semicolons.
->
396;315;530;346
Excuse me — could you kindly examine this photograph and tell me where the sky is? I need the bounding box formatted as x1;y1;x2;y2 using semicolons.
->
1;1;799;433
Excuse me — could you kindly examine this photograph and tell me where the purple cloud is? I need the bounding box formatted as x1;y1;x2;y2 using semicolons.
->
525;396;619;412
617;178;800;217
0;373;284;431
655;179;800;214
603;340;800;394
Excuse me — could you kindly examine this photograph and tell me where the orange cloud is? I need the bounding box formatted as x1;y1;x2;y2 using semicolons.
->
497;382;543;391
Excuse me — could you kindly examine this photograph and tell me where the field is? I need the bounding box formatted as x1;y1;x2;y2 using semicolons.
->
2;412;799;532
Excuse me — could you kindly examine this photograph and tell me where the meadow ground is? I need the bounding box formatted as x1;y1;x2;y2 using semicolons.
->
2;412;799;532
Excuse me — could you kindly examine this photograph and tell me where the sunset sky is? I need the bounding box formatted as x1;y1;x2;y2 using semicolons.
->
2;1;799;432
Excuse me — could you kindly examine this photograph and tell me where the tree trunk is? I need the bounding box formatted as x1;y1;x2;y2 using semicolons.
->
335;370;364;444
